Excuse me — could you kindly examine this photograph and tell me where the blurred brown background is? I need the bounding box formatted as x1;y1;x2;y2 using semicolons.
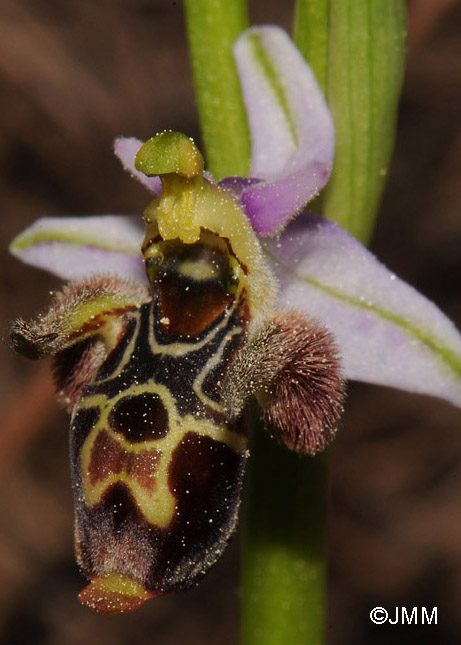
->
0;1;460;643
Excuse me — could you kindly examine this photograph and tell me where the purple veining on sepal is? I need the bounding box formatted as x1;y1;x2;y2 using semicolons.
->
264;213;461;407
233;27;334;235
114;137;162;195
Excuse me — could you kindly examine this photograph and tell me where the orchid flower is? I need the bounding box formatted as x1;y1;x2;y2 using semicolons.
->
11;27;461;410
8;25;461;615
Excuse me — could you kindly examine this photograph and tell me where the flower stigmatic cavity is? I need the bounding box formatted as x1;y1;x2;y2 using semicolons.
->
10;131;344;613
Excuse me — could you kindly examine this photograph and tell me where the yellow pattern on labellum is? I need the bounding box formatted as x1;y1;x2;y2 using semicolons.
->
79;379;246;529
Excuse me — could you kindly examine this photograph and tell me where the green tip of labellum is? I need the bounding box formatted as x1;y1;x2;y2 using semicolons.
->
135;130;204;179
78;573;156;614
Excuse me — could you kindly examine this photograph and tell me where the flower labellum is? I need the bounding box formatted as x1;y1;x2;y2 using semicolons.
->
10;131;344;613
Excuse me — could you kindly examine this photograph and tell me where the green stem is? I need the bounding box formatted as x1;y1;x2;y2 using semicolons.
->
242;412;328;645
183;0;250;179
294;0;329;93
326;0;405;243
296;1;406;244
243;3;406;644
185;3;405;644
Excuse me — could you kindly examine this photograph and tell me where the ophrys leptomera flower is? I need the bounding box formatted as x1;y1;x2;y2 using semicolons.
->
9;27;461;613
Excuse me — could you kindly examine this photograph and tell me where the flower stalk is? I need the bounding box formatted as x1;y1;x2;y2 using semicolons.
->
183;0;251;179
185;3;406;645
184;6;328;645
242;418;328;645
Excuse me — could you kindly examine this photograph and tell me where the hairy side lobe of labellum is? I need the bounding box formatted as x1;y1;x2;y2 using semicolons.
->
222;311;344;454
10;275;151;411
9;131;345;613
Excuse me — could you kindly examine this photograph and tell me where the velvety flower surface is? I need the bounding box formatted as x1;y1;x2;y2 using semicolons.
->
10;26;461;409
